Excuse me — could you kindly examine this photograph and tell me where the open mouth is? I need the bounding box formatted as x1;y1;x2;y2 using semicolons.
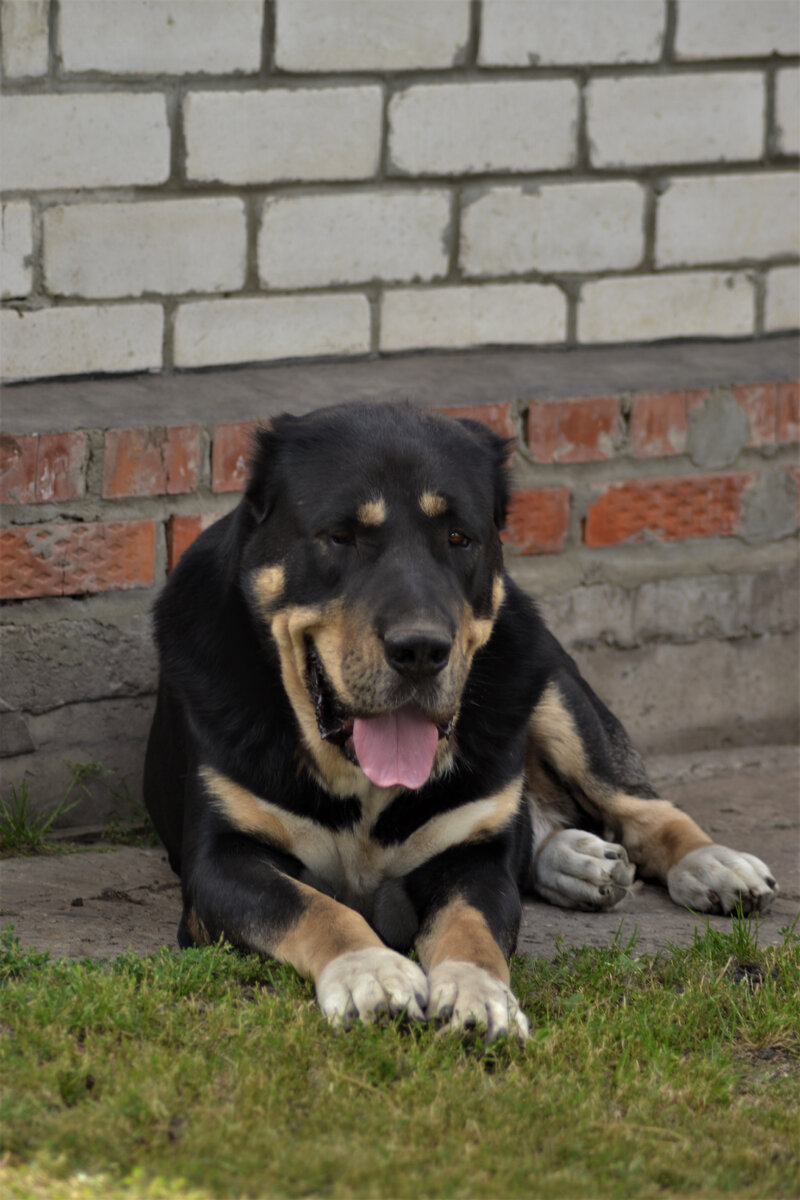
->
305;642;453;789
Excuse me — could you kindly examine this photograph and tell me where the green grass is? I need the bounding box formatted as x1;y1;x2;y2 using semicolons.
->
1;918;798;1200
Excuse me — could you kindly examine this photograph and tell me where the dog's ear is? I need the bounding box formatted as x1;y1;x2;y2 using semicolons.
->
244;424;281;523
456;418;513;530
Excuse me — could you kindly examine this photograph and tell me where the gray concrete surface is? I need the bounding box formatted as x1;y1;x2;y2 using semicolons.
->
1;745;797;964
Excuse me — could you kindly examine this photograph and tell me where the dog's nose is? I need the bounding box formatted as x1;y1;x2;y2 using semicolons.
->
383;627;453;678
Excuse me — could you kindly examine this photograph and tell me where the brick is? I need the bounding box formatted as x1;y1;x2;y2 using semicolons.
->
656;173;799;267
59;0;263;74
174;295;371;369
777;383;799;444
503;489;571;555
0;435;37;503
212;422;259;494
0;305;163;382
274;0;470;71
436;403;516;440
0;520;155;600
258;191;450;290
1;202;33;300
586;73;764;167
527;397;619;464
579;273;754;343
0;432;88;504
185;88;381;184
479;0;664;65
0;94;170;190
630;389;709;457
103;427;202;499
765;266;800;333
460;182;644;277
776;68;800;156
674;0;800;60
584;473;753;547
167;513;221;571
731;384;777;448
1;0;48;77
43;200;246;299
380;284;565;352
388;81;578;175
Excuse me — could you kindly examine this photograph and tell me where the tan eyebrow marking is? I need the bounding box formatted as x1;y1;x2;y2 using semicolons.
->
356;496;387;526
419;491;447;518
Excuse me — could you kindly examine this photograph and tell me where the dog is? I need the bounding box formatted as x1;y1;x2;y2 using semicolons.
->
144;402;777;1041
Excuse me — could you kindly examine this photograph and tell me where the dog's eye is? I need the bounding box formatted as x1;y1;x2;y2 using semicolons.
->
329;530;356;547
448;530;471;548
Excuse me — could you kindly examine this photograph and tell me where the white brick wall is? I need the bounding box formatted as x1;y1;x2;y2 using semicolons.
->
674;0;800;60
0;305;163;381
765;267;800;333
579;273;754;343
1;202;33;299
479;0;665;66
185;88;382;184
43;200;247;298
0;0;47;78
776;68;800;157
380;284;566;351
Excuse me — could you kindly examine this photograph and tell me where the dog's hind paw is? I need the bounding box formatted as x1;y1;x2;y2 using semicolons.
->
667;844;778;915
427;961;529;1042
533;828;636;911
316;947;429;1028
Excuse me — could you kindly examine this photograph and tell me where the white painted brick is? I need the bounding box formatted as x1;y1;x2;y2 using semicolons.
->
43;199;246;299
579;272;754;343
675;0;800;60
174;295;370;368
765;266;800;332
0;94;169;190
59;0;263;74
479;0;664;66
388;80;578;175
1;0;48;77
776;67;800;156
185;88;381;184
274;0;470;71
1;202;33;299
461;182;645;276
587;73;764;167
380;284;566;351
0;304;163;381
258;191;450;290
657;173;800;267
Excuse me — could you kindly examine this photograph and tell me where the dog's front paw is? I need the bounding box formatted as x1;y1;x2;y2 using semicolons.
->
533;828;636;911
667;845;778;915
427;961;529;1042
316;947;428;1028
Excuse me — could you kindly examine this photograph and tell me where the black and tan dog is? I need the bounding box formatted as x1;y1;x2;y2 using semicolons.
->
144;402;777;1040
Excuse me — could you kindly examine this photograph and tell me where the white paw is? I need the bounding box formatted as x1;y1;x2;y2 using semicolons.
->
427;961;529;1043
533;828;635;911
316;947;428;1028
667;844;778;915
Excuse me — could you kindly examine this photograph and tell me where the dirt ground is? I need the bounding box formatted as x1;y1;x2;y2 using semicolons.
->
2;745;798;963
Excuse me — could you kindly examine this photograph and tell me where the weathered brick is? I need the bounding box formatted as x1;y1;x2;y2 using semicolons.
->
777;383;799;444
44;200;246;299
1;0;48;77
167;513;221;572
0;432;88;504
59;0;263;74
504;489;571;555
185;88;381;184
0;305;163;382
103;427;202;499
479;0;664;66
765;266;800;333
461;182;644;276
388;80;578;175
656;173;799;267
274;0;470;71
0;520;156;600
0;94;170;190
586;73;764;167
174;295;371;369
0;435;37;504
212;422;259;494
776;67;800;156
1;203;33;300
436;403;516;440
674;0;800;60
527;397;620;463
579;273;754;343
380;284;565;352
584;474;753;547
630;389;709;457
732;384;778;447
258;191;450;290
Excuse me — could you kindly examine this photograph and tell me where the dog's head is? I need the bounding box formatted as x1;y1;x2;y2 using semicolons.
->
239;403;511;794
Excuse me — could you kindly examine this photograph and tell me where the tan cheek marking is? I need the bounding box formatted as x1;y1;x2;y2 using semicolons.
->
252;563;286;614
603;794;711;881
460;574;506;659
274;882;382;982
417;898;509;984
357;496;387;526
419;491;447;518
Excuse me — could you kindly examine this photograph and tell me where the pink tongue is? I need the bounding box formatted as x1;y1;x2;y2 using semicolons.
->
352;707;439;789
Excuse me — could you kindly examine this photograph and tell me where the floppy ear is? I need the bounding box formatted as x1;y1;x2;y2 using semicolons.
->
456;418;513;531
244;424;281;523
